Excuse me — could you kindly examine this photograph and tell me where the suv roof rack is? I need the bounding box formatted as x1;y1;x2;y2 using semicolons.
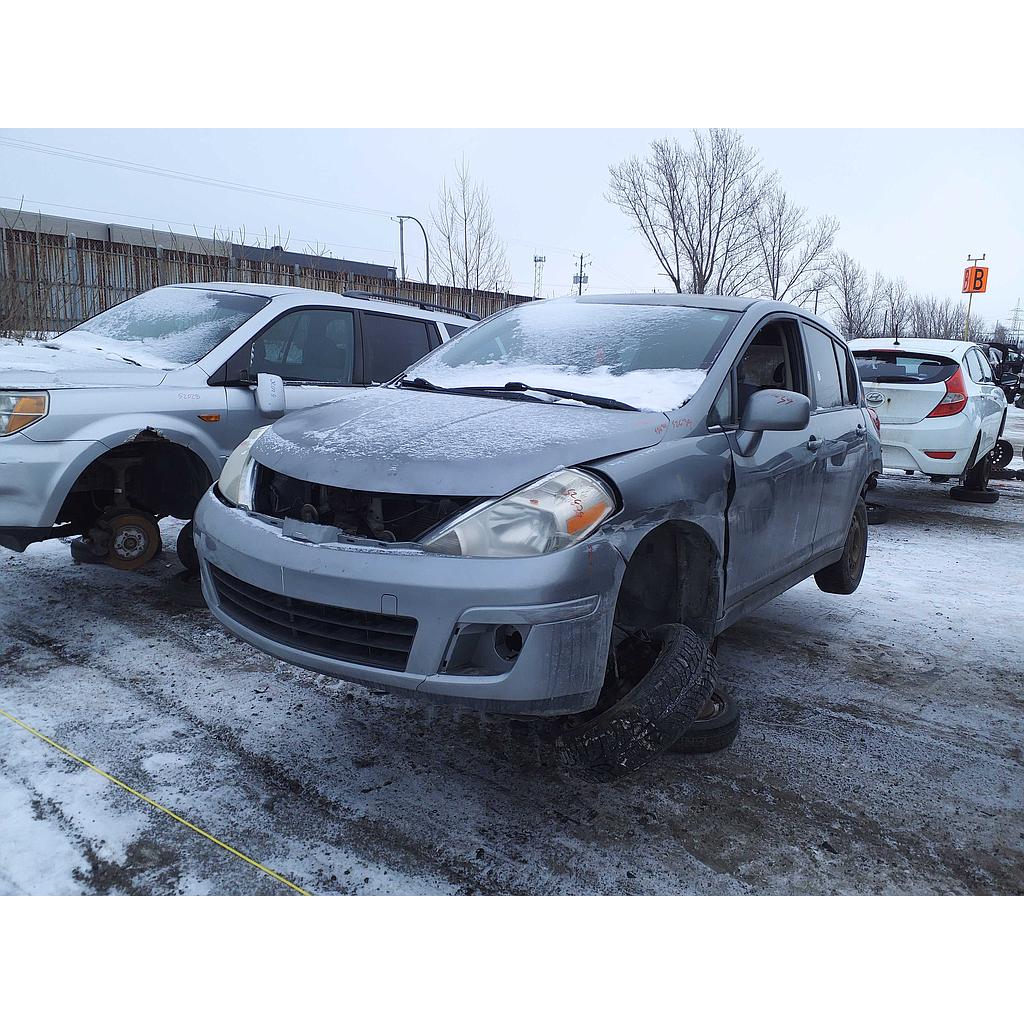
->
342;290;481;321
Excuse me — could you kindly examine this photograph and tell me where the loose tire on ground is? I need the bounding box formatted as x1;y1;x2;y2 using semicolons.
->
866;501;888;525
105;512;162;570
951;447;999;504
815;498;868;595
555;623;716;782
176;520;199;573
670;687;740;754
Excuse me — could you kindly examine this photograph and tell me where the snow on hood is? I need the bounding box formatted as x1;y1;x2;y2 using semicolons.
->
0;336;167;389
253;387;670;496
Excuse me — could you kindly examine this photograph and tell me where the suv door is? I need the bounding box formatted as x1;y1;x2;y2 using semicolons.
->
802;321;869;556
221;306;360;449
721;317;825;608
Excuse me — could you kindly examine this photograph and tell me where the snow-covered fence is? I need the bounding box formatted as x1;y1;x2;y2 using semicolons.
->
0;224;532;337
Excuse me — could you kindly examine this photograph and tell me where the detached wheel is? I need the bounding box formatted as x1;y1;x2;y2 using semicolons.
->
951;450;999;504
105;512;162;570
555;623;716;783
176;520;199;573
815;498;867;595
865;502;888;525
988;439;1013;470
670;687;740;754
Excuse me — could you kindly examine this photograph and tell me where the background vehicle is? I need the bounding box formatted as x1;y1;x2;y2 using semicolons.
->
0;283;475;568
850;337;1008;503
195;294;881;778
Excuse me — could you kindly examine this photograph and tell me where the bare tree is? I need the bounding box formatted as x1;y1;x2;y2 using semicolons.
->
752;188;838;302
608;130;771;295
880;277;912;340
821;250;884;339
908;294;967;340
430;160;509;291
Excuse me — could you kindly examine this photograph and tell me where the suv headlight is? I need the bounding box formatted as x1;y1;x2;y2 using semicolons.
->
420;468;616;558
0;392;49;436
218;426;269;509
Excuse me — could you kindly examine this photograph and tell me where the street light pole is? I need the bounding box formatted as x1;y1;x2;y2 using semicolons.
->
397;215;430;284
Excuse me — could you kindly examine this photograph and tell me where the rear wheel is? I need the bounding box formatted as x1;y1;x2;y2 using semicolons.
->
815;498;867;595
951;447;998;503
988;439;1013;470
555;623;716;782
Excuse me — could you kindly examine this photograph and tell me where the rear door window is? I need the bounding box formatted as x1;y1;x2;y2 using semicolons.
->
362;314;434;383
803;324;844;410
854;349;958;385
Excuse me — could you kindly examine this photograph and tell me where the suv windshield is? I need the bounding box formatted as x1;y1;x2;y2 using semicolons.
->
61;288;269;368
403;300;740;411
855;350;958;385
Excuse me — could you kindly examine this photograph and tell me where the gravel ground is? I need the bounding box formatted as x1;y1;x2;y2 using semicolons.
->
1;411;1022;895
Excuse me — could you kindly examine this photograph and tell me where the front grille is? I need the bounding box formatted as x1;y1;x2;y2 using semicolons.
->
210;565;417;671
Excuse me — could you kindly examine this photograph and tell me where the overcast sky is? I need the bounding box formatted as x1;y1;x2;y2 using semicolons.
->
1;128;1021;326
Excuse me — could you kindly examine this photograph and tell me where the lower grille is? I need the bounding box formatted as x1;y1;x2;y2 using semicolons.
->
210;565;416;671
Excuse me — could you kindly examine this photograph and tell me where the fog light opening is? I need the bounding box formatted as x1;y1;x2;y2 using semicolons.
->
494;625;524;662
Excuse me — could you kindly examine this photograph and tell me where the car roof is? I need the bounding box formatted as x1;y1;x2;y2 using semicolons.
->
170;281;476;324
848;337;973;357
574;292;757;312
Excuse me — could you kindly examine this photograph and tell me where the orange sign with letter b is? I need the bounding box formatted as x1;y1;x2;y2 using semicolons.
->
962;266;988;293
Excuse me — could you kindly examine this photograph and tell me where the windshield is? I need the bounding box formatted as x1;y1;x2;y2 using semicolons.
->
61;288;269;367
403;300;740;411
855;350;958;385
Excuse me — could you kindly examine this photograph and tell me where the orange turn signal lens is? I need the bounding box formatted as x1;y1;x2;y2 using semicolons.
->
1;393;49;435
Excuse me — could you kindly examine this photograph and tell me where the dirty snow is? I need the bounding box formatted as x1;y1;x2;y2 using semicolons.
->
1;410;1023;894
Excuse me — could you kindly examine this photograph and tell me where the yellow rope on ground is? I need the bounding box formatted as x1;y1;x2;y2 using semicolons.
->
0;705;311;896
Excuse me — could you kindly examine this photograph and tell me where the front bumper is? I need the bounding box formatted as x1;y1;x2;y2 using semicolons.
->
194;493;624;716
0;434;97;547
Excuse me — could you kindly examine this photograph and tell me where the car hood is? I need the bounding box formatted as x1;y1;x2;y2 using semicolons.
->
0;336;168;389
253;387;670;496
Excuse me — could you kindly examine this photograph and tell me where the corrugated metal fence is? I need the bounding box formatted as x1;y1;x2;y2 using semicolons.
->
0;226;532;336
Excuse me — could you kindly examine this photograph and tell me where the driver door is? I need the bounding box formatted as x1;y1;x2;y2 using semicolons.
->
721;318;825;609
223;306;359;455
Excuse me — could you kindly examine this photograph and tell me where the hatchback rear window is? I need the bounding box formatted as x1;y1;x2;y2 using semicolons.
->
855;350;958;384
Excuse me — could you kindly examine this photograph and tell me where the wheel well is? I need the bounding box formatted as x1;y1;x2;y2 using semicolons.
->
613;522;721;641
58;433;213;530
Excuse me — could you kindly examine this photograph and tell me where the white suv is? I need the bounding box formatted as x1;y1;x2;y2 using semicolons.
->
849;337;1007;503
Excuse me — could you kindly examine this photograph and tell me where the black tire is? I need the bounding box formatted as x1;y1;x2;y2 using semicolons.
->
176;520;199;572
865;501;888;525
988;439;1013;470
815;498;867;595
949;485;999;504
670;687;740;754
555;623;716;782
1016;394;1024;409
104;512;162;570
864;473;878;492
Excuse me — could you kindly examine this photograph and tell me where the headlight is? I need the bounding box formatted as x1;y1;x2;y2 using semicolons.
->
420;468;616;558
0;392;49;436
218;426;269;509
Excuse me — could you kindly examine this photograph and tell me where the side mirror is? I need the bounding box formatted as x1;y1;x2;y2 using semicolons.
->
254;373;286;418
735;389;811;456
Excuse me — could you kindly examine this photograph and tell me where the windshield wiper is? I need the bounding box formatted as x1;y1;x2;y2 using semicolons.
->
500;381;639;411
395;377;546;402
397;376;638;412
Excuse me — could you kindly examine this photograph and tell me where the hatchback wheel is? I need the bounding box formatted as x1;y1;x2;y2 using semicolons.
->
105;512;162;570
814;498;867;595
988;439;1013;470
670;687;740;754
951;449;999;503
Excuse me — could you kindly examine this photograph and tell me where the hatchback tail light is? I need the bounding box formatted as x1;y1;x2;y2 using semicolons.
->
866;407;881;433
927;367;968;418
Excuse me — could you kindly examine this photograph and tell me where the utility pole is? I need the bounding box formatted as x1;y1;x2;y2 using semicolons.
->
963;252;986;343
533;255;546;298
395;215;430;283
573;253;590;296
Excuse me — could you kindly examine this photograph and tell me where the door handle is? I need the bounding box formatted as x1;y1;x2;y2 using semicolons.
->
855;423;866;434
806;436;824;452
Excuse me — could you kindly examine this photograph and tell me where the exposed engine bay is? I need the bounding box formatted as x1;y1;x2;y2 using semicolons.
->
253;467;479;543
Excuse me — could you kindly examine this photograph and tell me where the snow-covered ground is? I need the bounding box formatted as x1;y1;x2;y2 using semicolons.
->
1;413;1023;895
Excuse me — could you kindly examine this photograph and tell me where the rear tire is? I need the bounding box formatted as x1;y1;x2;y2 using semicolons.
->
670;687;740;754
949;485;999;504
815;498;867;595
176;520;199;573
951;449;998;503
555;623;716;782
865;501;888;525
